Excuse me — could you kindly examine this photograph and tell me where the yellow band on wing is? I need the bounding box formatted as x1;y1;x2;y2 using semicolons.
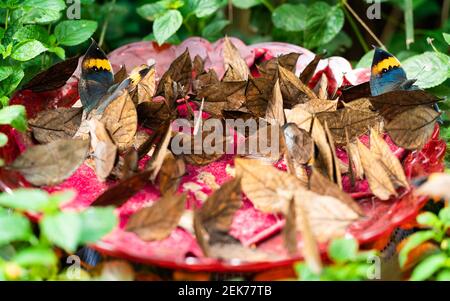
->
371;56;401;75
83;58;112;71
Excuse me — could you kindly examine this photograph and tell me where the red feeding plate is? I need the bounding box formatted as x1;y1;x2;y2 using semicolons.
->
0;38;446;273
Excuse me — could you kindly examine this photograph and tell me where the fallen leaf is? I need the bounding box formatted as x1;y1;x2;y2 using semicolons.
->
114;65;128;85
294;189;360;242
316;108;380;145
245;122;285;163
147;124;172;181
9;139;89;186
23;55;80;92
340;82;371;102
282;123;313;165
258;52;300;80
180;122;230;166
309;169;363;215
125;193;186;241
314;73;329;100
158;152;186;194
283;198;298;256
346;140;364;180
384;106;439;150
223;37;250;81
114;147;139;180
193;55;205;78
310;118;336;184
29;107;83;143
278;65;317;108
296;98;338;114
299;53;323;85
196;177;242;240
134;66;156;104
88;119;117;181
357;139;397;200
137;100;173;131
101;90;138;151
370;129;409;188
235;158;306;213
193;69;219;93
323;121;342;189
244;77;274;117
342;98;374;112
265;79;285;125
155;49;192;97
284;107;313;132
293;199;323;273
93;170;152;207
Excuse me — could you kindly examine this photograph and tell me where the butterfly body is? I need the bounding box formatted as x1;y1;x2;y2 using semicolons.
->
79;41;152;113
370;47;441;122
79;40;114;113
370;48;417;96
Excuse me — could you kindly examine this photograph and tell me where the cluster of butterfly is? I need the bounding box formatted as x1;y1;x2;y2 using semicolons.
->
4;39;443;265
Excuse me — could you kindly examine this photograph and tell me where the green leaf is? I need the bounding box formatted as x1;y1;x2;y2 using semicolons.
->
0;96;8;107
417;211;442;229
0;67;24;97
13;25;50;45
0;212;33;245
54;20;98;46
11;40;47;62
137;2;167;21
153;10;183;46
78;207;118;244
21;0;66;24
403;51;449;89
13;247;57;267
443;33;450;45
294;263;321;280
0;105;27;132
272;4;307;32
436;269;450;281
399;230;437;267
439;207;450;224
40;212;81;253
410;252;447;281
0;132;7;147
0;188;50;212
1;43;13;59
0;66;14;82
232;0;261;9
194;0;224;18
201;19;230;40
328;238;358;263
356;50;375;69
48;46;65;60
304;2;344;49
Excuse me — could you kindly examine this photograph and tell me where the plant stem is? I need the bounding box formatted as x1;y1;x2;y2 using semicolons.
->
404;0;414;49
261;0;274;13
342;0;386;49
99;0;116;48
344;8;369;53
5;9;9;30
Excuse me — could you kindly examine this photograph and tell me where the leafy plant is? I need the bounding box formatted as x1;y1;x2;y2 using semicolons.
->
0;0;98;105
398;207;450;281
0;188;117;280
295;238;379;281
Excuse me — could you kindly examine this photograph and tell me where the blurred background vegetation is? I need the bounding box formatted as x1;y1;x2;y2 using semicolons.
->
77;0;449;61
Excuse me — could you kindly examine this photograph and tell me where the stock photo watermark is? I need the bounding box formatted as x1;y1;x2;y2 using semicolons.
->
366;0;382;20
66;0;81;20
